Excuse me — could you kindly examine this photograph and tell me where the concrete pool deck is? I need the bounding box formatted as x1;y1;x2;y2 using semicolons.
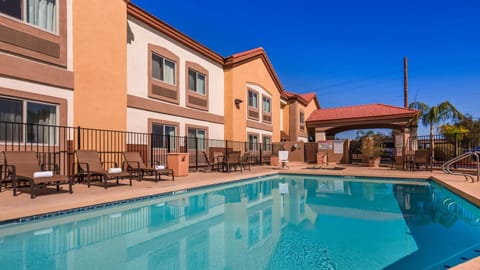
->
0;163;479;269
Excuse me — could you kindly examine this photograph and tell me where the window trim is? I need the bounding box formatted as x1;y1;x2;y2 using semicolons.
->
261;94;272;124
0;0;67;67
262;135;272;151
185;61;209;111
185;124;209;150
148;118;180;150
247;88;259;121
247;132;260;151
0;95;60;145
148;44;180;104
299;110;305;133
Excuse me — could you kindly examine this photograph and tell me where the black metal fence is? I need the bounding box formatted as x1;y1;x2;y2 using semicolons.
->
409;131;480;169
0;121;273;176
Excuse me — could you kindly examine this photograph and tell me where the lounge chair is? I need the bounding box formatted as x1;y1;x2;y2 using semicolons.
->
76;150;132;189
226;151;242;173
3;151;73;198
123;152;174;181
278;150;289;169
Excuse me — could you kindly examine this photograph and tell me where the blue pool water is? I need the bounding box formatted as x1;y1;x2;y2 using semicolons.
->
1;174;480;270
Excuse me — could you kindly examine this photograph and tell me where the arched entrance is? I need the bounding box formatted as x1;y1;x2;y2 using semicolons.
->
305;104;417;166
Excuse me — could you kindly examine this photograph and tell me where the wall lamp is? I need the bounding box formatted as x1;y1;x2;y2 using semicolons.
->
234;98;243;109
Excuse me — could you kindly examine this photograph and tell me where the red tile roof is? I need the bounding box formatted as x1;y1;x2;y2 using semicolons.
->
307;103;417;122
298;93;316;103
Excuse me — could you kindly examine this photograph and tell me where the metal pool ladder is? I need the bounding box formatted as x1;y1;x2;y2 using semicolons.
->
442;151;480;182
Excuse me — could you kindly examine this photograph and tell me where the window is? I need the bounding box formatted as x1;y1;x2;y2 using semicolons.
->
152;53;176;86
262;97;271;113
248;134;258;151
300;111;305;131
0;97;57;143
262;136;271;151
248;90;258;109
187;127;206;150
188;69;206;95
0;0;57;32
152;123;177;150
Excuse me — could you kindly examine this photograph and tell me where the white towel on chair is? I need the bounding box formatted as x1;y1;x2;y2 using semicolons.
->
33;171;53;178
108;168;122;174
155;165;165;170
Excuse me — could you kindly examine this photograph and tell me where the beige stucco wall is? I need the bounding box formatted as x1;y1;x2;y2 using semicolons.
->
127;108;224;138
126;17;225;139
73;0;128;130
224;58;281;142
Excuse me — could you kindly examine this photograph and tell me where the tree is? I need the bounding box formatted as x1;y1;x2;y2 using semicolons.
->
408;101;463;160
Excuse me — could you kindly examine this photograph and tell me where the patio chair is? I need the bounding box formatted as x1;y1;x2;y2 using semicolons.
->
241;152;251;171
278;150;289;169
3;151;73;198
226;151;242;173
76;150;132;189
201;151;223;172
123;152;174;181
413;149;432;171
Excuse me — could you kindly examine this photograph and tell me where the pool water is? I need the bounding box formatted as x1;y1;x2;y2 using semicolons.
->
1;175;480;270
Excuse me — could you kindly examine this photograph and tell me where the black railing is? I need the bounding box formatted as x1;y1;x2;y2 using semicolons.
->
0;121;273;176
410;131;480;169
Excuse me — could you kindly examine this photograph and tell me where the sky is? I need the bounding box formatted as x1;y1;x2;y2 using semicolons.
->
132;0;480;136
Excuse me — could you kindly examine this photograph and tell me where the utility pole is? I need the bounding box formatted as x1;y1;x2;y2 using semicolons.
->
404;56;408;108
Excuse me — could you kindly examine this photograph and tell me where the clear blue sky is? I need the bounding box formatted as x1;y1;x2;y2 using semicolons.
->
133;0;480;136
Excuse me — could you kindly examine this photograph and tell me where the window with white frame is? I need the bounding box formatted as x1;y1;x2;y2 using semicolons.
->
152;123;176;150
248;90;258;109
152;53;176;86
0;97;57;144
248;134;258;151
300;111;305;131
188;69;206;95
262;97;271;113
262;136;271;151
0;0;57;33
187;127;206;150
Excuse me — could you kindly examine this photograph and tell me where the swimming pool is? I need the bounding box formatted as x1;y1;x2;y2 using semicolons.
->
0;174;479;270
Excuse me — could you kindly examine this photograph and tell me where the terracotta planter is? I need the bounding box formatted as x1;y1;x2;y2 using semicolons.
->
368;157;381;167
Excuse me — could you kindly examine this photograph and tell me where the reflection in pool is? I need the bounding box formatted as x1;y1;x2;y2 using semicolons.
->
0;175;479;270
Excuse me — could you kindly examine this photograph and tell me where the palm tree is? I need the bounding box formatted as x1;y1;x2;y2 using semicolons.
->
409;101;463;160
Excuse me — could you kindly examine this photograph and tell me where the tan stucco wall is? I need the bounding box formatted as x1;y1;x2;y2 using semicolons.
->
224;58;282;142
281;104;290;140
73;0;128;130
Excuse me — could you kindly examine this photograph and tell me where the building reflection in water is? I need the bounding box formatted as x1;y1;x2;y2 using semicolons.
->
0;176;479;270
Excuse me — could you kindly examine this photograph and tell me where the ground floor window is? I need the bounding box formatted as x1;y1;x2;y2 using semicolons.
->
152;123;176;150
187;127;206;150
248;134;258;151
262;136;271;151
0;97;57;144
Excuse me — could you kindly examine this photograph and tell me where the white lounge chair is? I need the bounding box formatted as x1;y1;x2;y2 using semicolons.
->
278;150;289;169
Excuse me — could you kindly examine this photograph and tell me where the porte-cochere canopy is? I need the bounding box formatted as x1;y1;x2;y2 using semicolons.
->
307;103;417;138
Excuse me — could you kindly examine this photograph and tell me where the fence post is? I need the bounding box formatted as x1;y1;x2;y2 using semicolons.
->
195;136;199;171
77;126;81;150
260;143;263;164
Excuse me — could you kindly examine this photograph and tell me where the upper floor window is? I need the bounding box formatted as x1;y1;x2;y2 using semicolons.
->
152;53;176;86
300;111;305;131
0;97;57;144
248;90;258;109
0;0;57;33
188;69;206;95
262;97;271;113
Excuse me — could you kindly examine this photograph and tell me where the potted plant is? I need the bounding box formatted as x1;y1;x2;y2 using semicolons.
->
361;135;384;167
